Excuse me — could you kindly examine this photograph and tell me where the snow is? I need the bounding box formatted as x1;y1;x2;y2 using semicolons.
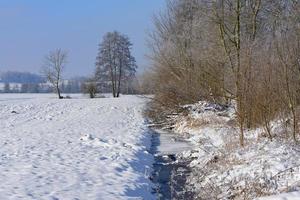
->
257;191;300;200
171;101;300;199
153;129;194;155
0;94;154;200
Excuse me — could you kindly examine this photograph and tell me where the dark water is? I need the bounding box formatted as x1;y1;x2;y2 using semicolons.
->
150;131;194;200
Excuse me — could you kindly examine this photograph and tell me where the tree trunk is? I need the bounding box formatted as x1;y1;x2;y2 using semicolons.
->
117;59;122;98
239;119;244;147
292;108;297;142
236;0;244;147
57;83;62;99
110;65;116;98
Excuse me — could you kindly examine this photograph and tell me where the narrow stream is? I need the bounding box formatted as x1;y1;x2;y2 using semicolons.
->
150;129;195;200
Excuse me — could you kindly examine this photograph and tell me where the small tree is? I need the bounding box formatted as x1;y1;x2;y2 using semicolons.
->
42;49;67;99
82;79;98;98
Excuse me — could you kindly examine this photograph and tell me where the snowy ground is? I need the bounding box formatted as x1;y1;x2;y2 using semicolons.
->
257;191;300;200
0;94;154;200
171;101;300;199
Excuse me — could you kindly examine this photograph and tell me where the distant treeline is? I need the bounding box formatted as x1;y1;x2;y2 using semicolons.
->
0;71;141;94
0;71;85;93
0;81;84;94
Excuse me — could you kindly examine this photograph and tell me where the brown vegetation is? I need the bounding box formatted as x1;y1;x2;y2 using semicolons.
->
146;0;300;145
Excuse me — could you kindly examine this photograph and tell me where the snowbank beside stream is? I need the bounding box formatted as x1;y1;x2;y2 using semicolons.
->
173;101;300;199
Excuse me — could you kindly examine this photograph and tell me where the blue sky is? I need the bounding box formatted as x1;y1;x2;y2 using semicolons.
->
0;0;165;78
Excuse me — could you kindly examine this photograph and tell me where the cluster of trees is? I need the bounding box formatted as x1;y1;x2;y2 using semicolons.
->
82;31;139;98
148;0;300;145
42;32;138;99
94;31;138;98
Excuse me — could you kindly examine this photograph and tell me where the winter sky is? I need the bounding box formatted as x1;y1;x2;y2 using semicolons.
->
0;0;165;78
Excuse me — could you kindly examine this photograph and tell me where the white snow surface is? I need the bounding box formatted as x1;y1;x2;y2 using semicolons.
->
0;94;154;200
257;191;300;200
153;129;194;155
172;101;300;199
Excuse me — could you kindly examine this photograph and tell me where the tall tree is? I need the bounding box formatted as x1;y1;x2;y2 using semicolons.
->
95;31;137;97
42;49;68;99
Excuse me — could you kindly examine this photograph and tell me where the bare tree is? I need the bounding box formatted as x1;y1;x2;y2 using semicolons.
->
147;0;300;143
82;78;98;98
95;31;136;98
42;49;67;99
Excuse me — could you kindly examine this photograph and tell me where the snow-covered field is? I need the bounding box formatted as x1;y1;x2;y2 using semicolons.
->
0;94;154;200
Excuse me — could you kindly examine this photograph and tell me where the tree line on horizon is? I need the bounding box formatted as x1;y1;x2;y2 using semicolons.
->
0;31;140;97
0;79;84;94
0;71;85;94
